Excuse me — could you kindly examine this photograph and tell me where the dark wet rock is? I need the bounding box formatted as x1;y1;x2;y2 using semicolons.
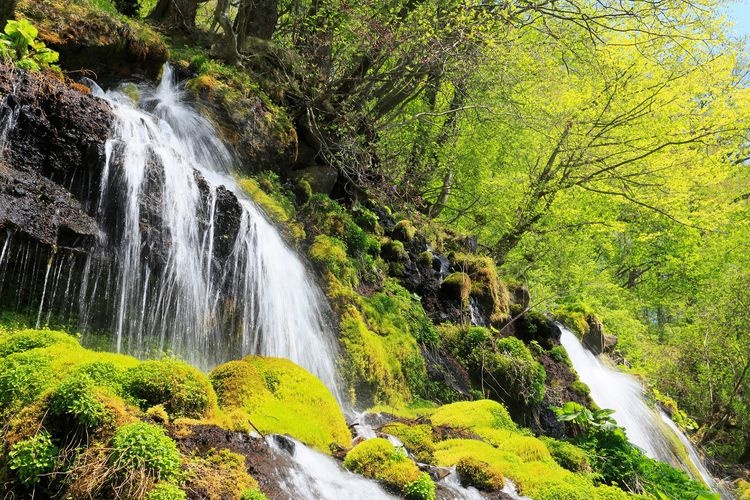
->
603;333;618;353
503;310;561;350
17;0;168;82
421;345;472;400
0;64;112;246
173;424;296;500
582;316;605;354
291;164;339;195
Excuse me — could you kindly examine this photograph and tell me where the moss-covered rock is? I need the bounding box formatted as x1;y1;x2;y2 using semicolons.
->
393;220;417;242
382;422;436;464
382;238;409;262
210;356;351;452
430;400;517;432
540;437;591;473
183;60;297;175
309;235;358;287
343;438;430;495
449;253;510;324
237;175;305;240
455;456;504;491
440;272;471;304
17;0;168;81
124;358;219;419
185;448;260;499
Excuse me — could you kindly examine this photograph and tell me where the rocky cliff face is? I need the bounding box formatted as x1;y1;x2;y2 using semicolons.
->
0;65;246;330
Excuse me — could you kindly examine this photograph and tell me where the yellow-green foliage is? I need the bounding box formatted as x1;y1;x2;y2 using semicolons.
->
382;422;436;464
455;456;504;491
209;356;351;452
186;448;260;499
430;400;517;432
554;304;593;336
343;438;423;493
237;176;304;240
475;429;552;462
125;358;218;419
449;253;510;323
433;439;632;499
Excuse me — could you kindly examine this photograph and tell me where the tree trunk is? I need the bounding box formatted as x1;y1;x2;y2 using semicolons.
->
213;0;239;64
0;0;16;25
235;0;278;48
148;0;198;31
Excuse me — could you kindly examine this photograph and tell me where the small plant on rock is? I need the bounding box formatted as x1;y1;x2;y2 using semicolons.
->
111;422;181;481
0;20;59;71
8;431;59;485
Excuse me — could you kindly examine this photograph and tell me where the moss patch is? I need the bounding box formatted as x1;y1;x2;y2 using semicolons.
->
210;356;350;452
343;438;430;495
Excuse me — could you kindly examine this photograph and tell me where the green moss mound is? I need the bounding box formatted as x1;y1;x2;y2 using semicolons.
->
210;356;351;452
433;439;633;499
456;456;504;491
124;358;218;419
382;422;436;464
111;422;181;480
430;400;516;432
449;253;510;323
343;438;433;496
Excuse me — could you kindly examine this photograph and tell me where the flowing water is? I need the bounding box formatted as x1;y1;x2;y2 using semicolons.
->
77;65;340;396
559;326;731;497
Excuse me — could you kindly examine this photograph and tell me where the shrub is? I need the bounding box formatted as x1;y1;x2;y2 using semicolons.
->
0;351;55;412
49;374;111;428
8;431;58;485
124;358;217;418
146;483;187;500
111;422;181;480
404;472;436;500
456;456;504;491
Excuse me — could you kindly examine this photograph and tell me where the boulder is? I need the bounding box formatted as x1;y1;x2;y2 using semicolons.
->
582;316;605;355
17;0;168;82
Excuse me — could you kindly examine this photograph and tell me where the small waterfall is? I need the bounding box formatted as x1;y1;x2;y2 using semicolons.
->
559;326;729;496
267;436;398;499
77;65;340;396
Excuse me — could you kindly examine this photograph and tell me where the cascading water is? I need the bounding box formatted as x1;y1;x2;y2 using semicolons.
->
559;326;731;497
79;65;340;396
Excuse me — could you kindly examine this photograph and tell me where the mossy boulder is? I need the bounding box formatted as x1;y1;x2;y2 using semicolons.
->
237;176;305;240
124;358;219;419
393;220;417;242
17;0;168;81
184;448;261;499
430;400;516;432
343;438;433;496
382;238;409;262
381;422;436;464
440;272;471;304
184;67;297;176
449;253;510;324
540;437;591;473
210;356;351;452
456;456;504;491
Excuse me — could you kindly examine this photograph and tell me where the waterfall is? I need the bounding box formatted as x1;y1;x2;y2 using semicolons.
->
78;65;340;396
559;326;731;497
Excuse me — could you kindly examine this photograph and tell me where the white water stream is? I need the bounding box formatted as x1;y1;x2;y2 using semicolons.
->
559;325;730;497
81;66;340;396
